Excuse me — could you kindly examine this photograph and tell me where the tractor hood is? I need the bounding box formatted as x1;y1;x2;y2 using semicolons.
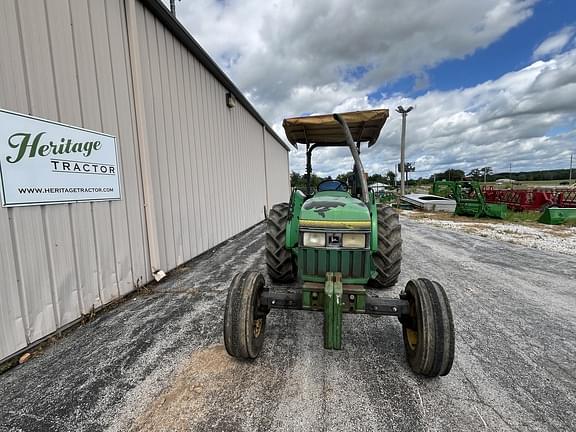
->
299;191;370;229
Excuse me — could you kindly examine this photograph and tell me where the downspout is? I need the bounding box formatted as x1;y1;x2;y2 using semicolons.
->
333;113;369;203
125;0;165;281
262;125;269;217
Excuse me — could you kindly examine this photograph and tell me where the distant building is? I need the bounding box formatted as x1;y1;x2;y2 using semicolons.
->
369;182;394;192
495;178;518;184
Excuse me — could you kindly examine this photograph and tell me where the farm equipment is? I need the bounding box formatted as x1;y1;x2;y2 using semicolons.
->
556;188;576;208
482;187;555;212
377;190;397;204
432;180;507;219
223;110;454;377
539;207;576;225
482;186;576;211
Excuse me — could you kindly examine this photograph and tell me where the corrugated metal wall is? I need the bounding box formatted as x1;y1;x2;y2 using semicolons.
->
265;128;291;207
0;0;289;362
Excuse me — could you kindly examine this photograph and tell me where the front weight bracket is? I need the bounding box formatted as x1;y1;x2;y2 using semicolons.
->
323;272;343;350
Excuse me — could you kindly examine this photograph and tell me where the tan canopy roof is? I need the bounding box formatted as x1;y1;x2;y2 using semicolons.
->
282;109;389;148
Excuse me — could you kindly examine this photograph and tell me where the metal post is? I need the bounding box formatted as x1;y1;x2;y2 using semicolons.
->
400;113;406;195
570;153;573;185
396;106;413;196
306;144;312;195
170;0;181;16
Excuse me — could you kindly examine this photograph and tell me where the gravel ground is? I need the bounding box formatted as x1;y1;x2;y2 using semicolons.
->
403;210;576;256
0;220;575;432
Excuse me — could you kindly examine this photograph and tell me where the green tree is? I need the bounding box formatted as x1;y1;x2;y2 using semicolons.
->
467;168;481;180
336;171;353;183
480;166;493;183
368;173;386;184
290;171;305;188
432;169;465;181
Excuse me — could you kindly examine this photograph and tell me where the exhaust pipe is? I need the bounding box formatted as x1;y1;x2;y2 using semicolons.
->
333;113;369;203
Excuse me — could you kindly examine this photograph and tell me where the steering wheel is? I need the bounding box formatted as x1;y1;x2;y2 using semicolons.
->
317;179;348;192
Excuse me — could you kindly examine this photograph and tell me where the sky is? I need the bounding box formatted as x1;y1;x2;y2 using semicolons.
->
164;0;576;178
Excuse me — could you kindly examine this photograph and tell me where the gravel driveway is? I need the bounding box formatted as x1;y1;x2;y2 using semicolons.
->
0;219;574;432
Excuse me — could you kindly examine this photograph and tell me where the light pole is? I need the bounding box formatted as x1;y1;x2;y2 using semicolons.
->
396;105;413;196
570;153;573;185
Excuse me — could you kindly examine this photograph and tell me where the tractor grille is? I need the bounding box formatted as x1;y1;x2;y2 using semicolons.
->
298;248;371;280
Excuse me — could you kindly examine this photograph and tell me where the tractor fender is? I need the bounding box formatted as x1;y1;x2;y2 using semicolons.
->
285;189;306;249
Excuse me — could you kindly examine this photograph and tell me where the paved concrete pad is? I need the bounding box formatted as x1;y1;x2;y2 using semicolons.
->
0;220;574;431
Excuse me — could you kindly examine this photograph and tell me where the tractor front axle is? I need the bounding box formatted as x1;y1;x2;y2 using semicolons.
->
259;272;410;349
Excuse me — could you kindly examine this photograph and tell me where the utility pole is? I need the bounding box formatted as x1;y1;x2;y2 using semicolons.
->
509;162;513;190
570;153;573;185
396;105;413;196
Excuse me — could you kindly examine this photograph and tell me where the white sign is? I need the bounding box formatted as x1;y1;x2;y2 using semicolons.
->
0;110;121;207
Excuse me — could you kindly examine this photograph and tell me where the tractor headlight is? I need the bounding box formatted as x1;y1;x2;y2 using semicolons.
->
342;233;366;248
302;232;326;247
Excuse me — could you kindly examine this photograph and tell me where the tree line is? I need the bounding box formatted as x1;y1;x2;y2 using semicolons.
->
291;171;397;189
291;167;573;188
431;167;573;182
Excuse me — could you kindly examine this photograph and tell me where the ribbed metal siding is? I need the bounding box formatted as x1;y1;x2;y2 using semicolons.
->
0;0;289;362
265;129;291;207
136;4;272;270
0;0;149;359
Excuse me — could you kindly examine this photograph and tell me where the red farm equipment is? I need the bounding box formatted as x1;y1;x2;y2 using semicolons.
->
482;186;576;212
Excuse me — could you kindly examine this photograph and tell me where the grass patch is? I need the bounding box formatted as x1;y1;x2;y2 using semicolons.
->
504;211;541;223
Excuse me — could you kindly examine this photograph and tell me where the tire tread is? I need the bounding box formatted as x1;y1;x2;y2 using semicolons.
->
371;205;402;288
266;203;296;282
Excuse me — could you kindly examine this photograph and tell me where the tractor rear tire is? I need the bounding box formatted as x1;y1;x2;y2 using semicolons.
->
371;205;402;289
224;272;268;359
400;279;455;377
266;203;296;282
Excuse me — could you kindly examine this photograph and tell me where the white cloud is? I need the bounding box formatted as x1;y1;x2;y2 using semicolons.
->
290;49;576;177
175;0;535;119
533;26;575;59
165;0;576;178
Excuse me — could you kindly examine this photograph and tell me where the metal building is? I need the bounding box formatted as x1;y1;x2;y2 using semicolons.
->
0;0;290;362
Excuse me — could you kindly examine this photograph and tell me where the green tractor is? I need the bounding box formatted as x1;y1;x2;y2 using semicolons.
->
224;110;454;377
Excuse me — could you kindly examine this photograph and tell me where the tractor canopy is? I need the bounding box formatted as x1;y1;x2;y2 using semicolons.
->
283;109;389;147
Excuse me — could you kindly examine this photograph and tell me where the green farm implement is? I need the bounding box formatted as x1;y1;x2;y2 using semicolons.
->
432;180;507;219
224;110;455;377
539;207;576;225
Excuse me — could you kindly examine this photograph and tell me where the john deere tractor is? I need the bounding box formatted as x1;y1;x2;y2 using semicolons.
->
224;110;454;377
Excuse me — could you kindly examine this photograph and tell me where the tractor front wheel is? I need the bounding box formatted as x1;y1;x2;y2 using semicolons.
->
400;278;455;377
223;272;268;359
266;203;296;282
371;205;402;289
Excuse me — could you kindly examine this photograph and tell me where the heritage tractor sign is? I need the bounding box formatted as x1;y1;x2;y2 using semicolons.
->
0;110;121;207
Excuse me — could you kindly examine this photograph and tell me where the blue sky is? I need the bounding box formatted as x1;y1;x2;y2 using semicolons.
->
373;0;572;99
171;0;576;178
421;0;571;91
